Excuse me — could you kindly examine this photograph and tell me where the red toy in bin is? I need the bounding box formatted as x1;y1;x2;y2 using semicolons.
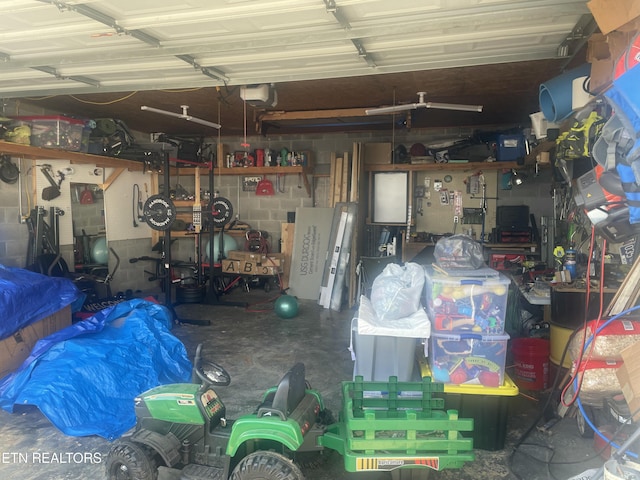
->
429;332;509;387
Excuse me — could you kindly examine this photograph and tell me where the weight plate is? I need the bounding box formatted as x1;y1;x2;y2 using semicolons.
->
207;197;234;226
143;194;177;231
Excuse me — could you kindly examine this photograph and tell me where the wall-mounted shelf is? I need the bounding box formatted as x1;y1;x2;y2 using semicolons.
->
221;165;312;196
0;141;314;195
364;161;519;172
0;141;145;171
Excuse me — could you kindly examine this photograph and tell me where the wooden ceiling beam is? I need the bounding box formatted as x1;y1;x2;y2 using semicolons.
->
256;107;397;134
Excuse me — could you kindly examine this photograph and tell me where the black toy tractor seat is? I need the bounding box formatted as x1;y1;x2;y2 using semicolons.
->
257;363;307;421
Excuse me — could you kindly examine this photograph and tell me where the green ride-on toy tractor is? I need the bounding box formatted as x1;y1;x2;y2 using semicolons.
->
105;344;475;480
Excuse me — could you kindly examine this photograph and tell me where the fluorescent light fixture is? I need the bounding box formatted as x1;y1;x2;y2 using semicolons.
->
366;92;482;115
141;105;221;130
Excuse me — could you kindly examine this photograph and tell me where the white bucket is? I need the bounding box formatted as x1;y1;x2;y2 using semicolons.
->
604;459;640;480
572;76;594;110
530;112;559;140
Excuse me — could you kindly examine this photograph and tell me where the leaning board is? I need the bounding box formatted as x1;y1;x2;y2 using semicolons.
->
287;207;334;300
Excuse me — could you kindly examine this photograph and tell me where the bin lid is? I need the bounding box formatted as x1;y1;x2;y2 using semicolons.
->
355;296;430;338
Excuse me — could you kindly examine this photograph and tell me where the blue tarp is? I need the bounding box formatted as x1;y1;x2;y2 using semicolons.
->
0;299;192;440
0;265;84;340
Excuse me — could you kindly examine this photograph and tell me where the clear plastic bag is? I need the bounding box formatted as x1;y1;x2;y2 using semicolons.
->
370;262;425;321
434;234;486;270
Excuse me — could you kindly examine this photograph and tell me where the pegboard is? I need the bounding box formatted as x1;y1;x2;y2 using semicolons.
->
413;170;498;239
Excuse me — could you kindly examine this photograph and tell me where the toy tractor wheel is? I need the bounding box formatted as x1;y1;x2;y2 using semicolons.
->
230;451;304;480
105;440;159;480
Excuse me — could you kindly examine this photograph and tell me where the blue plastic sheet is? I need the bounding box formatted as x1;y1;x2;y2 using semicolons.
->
0;265;84;340
0;299;192;440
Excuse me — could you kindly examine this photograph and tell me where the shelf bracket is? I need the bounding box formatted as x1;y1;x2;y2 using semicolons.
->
302;173;311;197
99;167;124;191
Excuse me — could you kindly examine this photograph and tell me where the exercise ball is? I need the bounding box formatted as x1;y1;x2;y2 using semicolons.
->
91;237;109;264
275;295;299;319
206;233;239;262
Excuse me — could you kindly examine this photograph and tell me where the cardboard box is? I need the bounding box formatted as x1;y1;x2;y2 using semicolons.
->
616;339;640;422
588;0;640;35
587;31;636;93
222;251;283;276
363;142;392;164
0;305;72;379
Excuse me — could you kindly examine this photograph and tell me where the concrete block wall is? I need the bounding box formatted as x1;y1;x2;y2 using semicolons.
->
70;192;105;238
0;163;31;267
204;126;486;252
495;166;555;225
0;125;554;275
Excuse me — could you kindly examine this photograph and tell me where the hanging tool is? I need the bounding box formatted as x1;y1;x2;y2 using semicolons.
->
132;184;142;227
414;185;425;215
39;164;62;200
0;155;19;184
255;177;275;196
479;174;487;243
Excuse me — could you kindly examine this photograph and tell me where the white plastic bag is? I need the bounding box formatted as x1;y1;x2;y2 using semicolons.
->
370;262;425;321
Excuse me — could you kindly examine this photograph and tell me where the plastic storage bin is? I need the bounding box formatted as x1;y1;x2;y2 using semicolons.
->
424;267;510;334
4;118;32;144
420;362;519;451
429;332;510;387
496;134;526;162
351;296;430;382
18;115;86;151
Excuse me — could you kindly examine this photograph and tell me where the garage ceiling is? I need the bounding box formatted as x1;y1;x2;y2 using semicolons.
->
1;0;596;136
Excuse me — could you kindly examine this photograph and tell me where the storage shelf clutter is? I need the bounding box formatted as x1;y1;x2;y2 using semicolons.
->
7;115;91;152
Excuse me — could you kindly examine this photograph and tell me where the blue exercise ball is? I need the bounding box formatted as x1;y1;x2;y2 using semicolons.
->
206;233;238;262
275;295;299;319
91;237;109;264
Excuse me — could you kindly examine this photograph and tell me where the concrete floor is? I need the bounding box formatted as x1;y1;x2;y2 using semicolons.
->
0;287;626;480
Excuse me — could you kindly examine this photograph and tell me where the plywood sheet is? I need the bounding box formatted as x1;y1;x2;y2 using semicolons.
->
280;223;295;290
287;207;334;300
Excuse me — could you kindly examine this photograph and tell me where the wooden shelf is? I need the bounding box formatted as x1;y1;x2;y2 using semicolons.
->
364;161;519;172
0;141;145;171
170;164;313;196
172;164;311;175
405;241;538;249
403;241;539;262
0;142;312;176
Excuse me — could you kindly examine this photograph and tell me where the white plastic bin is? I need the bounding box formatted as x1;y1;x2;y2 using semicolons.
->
351;296;430;381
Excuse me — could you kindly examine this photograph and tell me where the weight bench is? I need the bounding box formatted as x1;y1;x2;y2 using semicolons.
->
257;363;308;421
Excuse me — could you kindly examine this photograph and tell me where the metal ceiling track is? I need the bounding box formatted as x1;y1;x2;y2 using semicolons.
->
35;0;229;85
323;0;376;68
